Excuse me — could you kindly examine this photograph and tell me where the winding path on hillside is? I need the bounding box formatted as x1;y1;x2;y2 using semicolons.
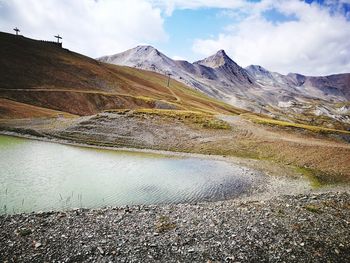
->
218;114;350;149
1;86;183;104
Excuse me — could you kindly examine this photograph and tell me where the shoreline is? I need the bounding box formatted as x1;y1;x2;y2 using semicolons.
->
2;129;350;217
0;129;326;174
1;191;350;262
1;130;350;262
0;129;307;180
0;130;240;161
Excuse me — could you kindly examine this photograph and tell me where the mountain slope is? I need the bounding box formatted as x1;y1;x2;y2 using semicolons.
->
0;32;243;118
194;50;254;85
99;46;350;130
245;66;350;101
99;45;178;74
99;47;257;108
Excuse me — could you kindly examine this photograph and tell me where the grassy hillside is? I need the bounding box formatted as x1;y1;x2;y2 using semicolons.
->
245;114;350;135
0;32;243;117
0;98;76;119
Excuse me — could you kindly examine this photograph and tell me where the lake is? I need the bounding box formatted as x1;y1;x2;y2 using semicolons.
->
0;135;264;214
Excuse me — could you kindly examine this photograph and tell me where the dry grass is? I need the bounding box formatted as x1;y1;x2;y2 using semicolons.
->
128;109;231;130
1;32;350;186
155;215;176;233
0;98;76;119
106;65;244;115
247;114;350;135
304;205;322;214
0;31;243;117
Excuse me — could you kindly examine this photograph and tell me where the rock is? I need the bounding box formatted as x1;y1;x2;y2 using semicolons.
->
1;192;350;262
97;246;104;255
17;228;32;237
34;241;42;249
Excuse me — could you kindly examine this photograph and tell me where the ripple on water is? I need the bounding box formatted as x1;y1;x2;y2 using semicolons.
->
0;135;266;214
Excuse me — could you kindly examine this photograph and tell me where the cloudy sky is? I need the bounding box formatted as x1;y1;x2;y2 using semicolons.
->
1;0;350;76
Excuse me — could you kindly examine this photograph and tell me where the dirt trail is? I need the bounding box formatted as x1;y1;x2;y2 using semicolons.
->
218;115;350;149
0;88;134;97
165;84;181;102
1;86;183;106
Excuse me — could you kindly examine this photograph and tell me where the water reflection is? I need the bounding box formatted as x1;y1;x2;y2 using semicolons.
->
0;135;264;214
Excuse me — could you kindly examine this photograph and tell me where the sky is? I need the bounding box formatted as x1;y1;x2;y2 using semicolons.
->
1;0;350;76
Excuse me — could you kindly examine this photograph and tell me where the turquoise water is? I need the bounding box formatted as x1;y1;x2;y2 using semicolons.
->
0;135;263;214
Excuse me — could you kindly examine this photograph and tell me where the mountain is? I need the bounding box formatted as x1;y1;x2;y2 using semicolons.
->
99;46;350;130
195;50;253;84
100;46;220;98
246;65;350;101
0;32;243;118
99;45;178;74
99;47;258;109
245;65;284;86
194;50;254;88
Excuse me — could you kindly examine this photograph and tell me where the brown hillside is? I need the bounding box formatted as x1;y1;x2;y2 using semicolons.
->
0;32;243;117
0;98;75;119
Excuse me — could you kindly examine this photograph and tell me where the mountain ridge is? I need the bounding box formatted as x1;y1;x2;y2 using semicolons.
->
0;32;242;117
194;50;233;68
98;45;350;129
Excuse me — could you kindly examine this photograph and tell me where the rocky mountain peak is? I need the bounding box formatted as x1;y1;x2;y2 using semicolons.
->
216;49;228;57
97;44;172;70
135;45;154;49
194;49;234;68
130;45;163;57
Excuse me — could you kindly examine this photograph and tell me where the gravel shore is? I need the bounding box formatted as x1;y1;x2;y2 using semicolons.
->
1;191;350;262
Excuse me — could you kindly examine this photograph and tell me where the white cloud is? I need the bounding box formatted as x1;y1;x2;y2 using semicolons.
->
192;0;350;76
172;55;186;60
2;0;350;76
149;0;248;16
0;0;167;57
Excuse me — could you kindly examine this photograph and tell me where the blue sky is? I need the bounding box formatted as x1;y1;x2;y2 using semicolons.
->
160;8;233;61
1;0;350;75
160;7;294;62
158;0;350;63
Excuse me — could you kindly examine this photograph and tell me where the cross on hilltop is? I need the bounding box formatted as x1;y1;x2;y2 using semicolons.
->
13;27;20;35
54;34;62;43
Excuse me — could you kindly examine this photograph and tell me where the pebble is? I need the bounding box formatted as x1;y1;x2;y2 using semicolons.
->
97;246;104;255
34;242;42;249
1;192;350;262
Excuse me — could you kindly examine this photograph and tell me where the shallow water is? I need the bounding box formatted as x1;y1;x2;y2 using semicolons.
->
0;135;264;214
